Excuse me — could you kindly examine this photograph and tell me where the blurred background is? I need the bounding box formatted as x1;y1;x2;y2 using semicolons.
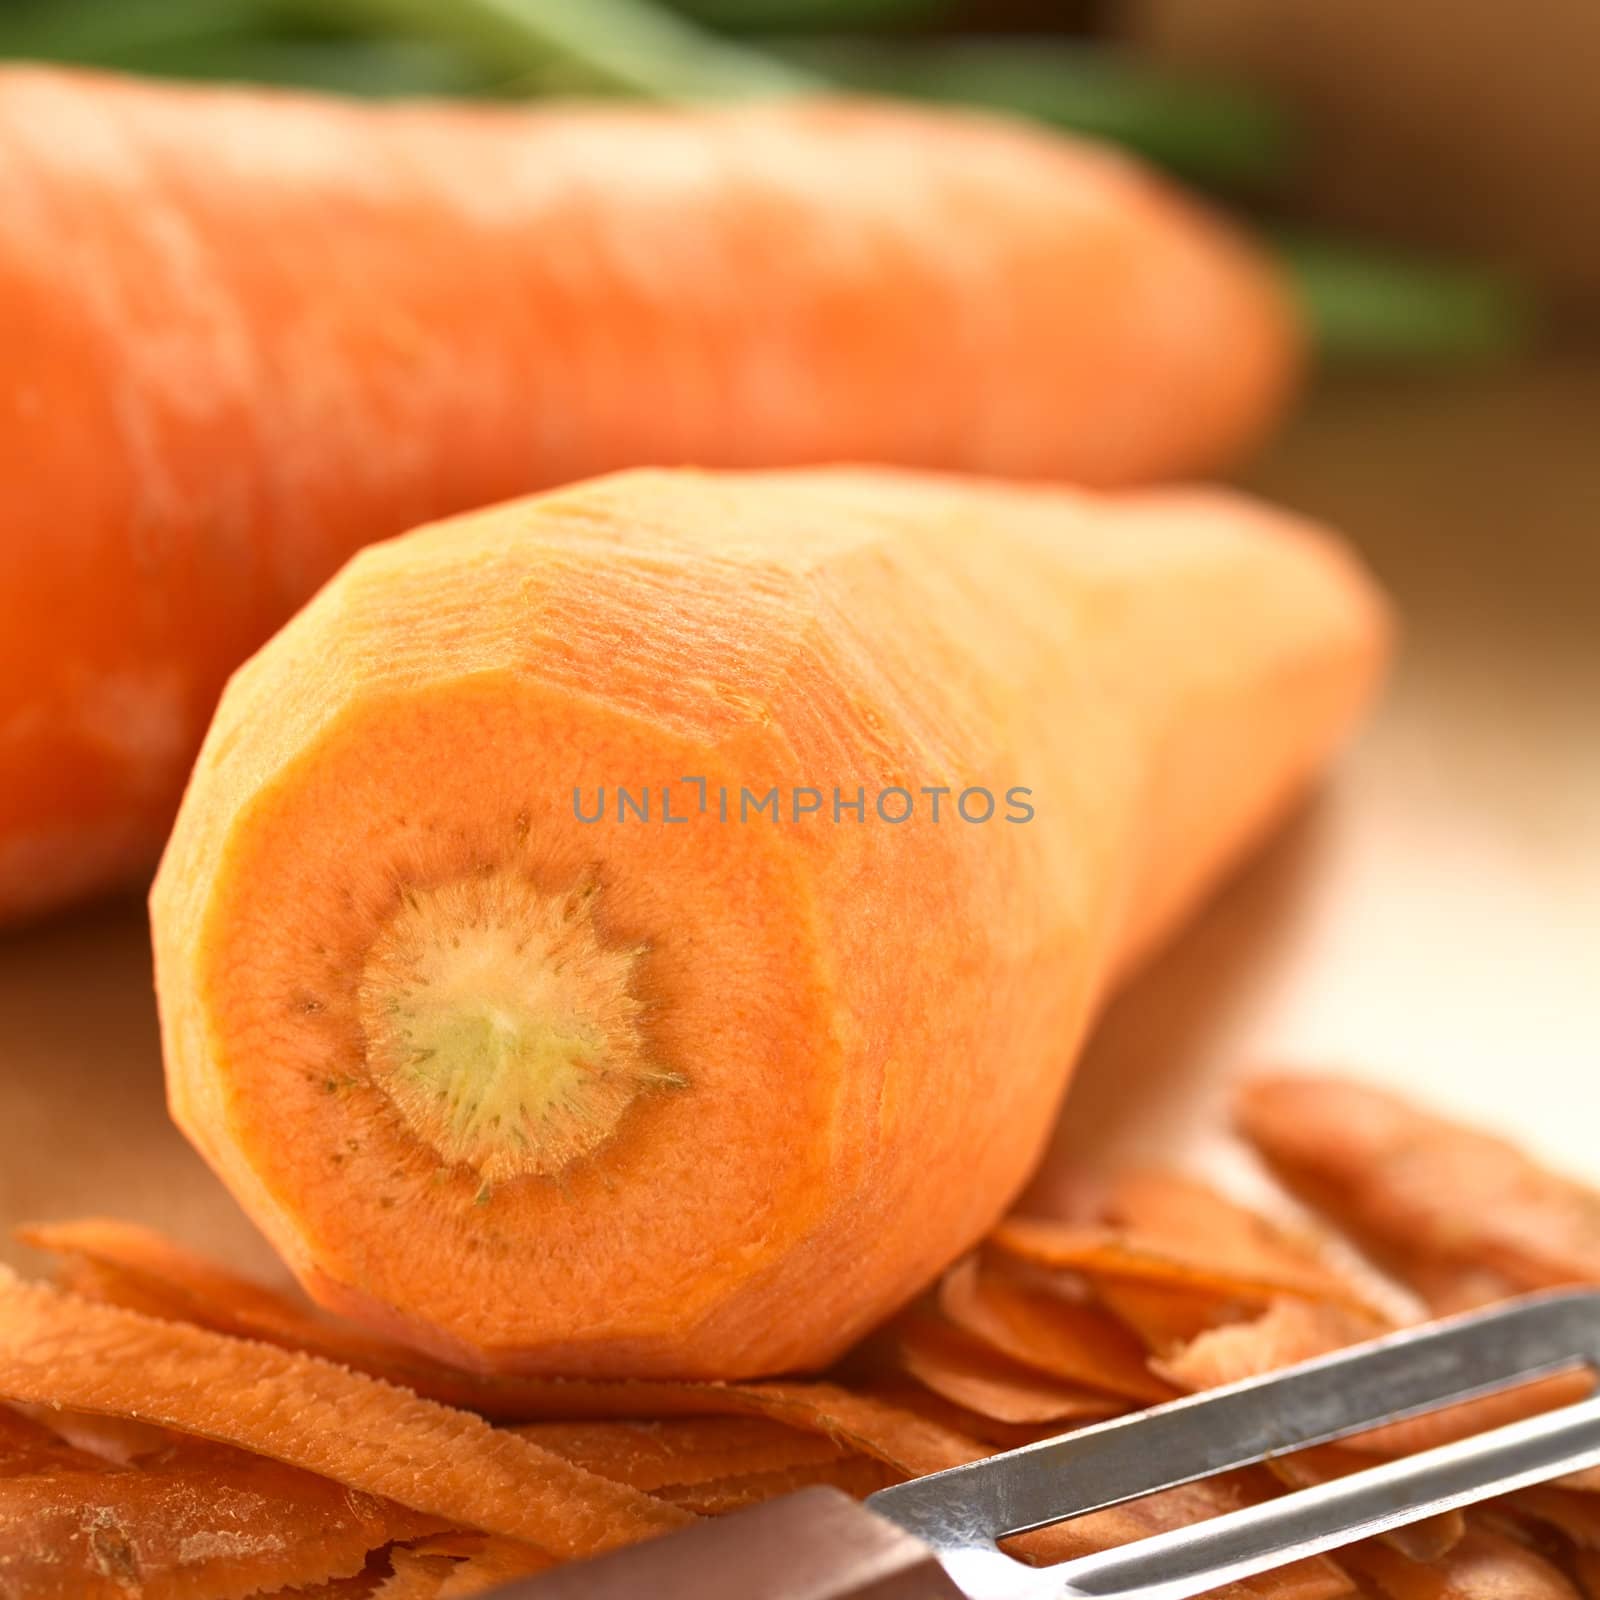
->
1;0;1595;1266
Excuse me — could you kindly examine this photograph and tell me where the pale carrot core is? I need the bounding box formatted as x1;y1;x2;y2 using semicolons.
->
357;874;678;1187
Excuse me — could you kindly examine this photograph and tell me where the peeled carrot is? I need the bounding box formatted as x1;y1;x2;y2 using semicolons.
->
149;465;1387;1378
0;65;1300;925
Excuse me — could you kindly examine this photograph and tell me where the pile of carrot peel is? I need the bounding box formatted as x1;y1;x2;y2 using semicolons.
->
5;1074;1600;1599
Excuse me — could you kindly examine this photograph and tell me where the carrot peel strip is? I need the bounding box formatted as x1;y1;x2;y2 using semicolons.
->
938;1254;1174;1403
511;1416;850;1490
890;1310;1127;1425
0;1266;690;1559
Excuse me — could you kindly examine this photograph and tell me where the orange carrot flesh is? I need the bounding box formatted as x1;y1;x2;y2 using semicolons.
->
0;67;1301;925
20;1072;1600;1594
1153;1296;1376;1393
0;1267;691;1557
151;466;1388;1379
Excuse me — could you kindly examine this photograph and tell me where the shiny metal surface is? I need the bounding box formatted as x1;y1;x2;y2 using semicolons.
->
867;1289;1600;1600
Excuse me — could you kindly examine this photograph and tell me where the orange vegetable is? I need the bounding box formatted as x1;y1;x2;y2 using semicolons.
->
150;466;1387;1379
0;1267;692;1557
0;65;1300;925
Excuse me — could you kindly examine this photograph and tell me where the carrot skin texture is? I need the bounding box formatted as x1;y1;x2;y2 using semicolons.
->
150;465;1388;1380
0;67;1300;922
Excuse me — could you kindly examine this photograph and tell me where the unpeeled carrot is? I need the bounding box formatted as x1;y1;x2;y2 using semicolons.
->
0;65;1300;923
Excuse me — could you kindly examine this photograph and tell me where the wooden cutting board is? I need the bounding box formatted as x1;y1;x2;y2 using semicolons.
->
3;358;1596;1288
